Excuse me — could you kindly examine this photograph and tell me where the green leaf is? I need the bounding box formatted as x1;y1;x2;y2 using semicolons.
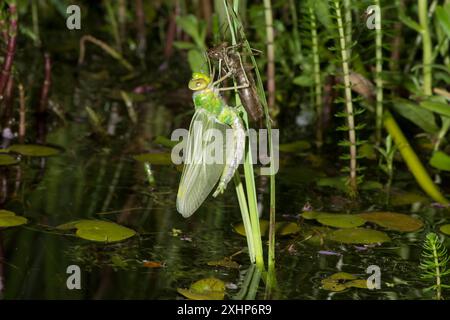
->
177;277;225;300
430;151;450;171
316;214;366;229
57;220;136;243
391;99;439;133
0;210;28;227
327;228;391;244
440;224;450;236
436;5;450;39
0;154;19;166
187;49;207;73
233;220;299;237
358;212;423;232
390;191;429;206
8;144;61;157
321;272;368;292
173;41;197;50
293;75;313;87
399;13;423;33
420;100;450;118
279;140;311;153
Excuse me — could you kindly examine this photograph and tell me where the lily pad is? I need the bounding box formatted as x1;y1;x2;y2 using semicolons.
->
440;224;450;236
8;144;61;157
302;212;366;228
177;277;225;300
390;191;429;206
57;220;136;242
233;220;299;237
0;154;19;166
327;228;390;244
358;212;423;232
0;210;28;227
132;153;172;165
430;151;450;171
321;272;368;292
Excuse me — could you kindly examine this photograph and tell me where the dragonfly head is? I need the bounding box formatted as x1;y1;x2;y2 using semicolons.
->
188;73;211;91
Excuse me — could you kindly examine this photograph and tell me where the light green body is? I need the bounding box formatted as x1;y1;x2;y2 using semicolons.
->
176;76;246;218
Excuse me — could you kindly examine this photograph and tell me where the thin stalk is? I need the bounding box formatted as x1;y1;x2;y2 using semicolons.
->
289;0;303;63
434;117;450;152
309;4;323;149
263;0;276;114
39;53;51;113
343;0;352;57
0;0;17;98
18;83;25;143
31;0;40;47
374;0;383;145
334;0;358;196
418;0;433;95
105;0;122;52
431;240;442;300
383;111;448;204
135;0;146;58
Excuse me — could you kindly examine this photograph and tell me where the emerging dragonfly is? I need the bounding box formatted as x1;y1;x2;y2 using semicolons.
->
176;72;246;218
207;42;264;122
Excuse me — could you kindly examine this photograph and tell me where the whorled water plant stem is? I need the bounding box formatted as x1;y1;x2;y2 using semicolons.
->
418;0;432;96
374;0;383;146
333;0;358;196
308;3;323;149
263;0;276;115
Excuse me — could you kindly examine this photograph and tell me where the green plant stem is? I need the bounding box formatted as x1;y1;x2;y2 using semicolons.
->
105;0;122;52
263;0;276;113
383;111;449;204
31;0;40;47
234;173;256;264
289;0;303;63
431;239;443;300
309;4;323;149
418;0;433;96
334;0;358;196
434;117;450;152
374;0;383;145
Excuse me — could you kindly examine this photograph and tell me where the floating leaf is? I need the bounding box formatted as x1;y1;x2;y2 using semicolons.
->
390;191;429;206
132;153;172;165
233;220;299;237
279;140;311;153
0;154;19;166
430;151;450;172
302;212;366;229
207;257;240;269
316;176;347;192
327;228;390;244
440;224;450;236
317;214;366;229
361;180;383;190
0;210;28;227
57;220;136;243
321;272;368;292
177;277;225;300
8;144;61;157
358;212;423;232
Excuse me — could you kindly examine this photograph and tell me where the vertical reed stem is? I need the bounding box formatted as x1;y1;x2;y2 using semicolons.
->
374;0;383;145
418;0;432;96
263;0;276;114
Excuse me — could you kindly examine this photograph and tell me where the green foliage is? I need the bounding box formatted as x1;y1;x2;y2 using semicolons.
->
420;233;450;300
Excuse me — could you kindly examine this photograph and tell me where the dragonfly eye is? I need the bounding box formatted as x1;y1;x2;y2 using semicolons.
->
188;79;208;91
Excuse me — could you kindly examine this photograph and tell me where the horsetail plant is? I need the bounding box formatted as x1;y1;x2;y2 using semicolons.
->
331;0;363;196
420;233;450;300
373;0;384;145
418;0;433;96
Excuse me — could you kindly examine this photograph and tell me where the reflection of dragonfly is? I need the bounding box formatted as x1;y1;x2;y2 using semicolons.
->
207;42;263;122
176;72;245;218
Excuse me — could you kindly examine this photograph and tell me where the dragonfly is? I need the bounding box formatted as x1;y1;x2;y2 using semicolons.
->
176;72;246;218
207;42;264;122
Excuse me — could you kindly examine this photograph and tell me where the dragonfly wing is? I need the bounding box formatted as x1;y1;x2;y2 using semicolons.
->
177;109;227;217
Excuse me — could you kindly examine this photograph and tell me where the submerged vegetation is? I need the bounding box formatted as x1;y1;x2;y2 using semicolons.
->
0;0;449;300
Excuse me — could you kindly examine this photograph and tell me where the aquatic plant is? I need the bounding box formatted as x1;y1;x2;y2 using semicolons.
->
420;233;450;300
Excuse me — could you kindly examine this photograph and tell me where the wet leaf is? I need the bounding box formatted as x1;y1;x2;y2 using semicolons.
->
440;224;450;236
233;220;299;237
142;261;164;268
207;257;240;269
316;214;366;229
132;153;172;165
0;210;28;227
321;272;368;292
316;176;347;192
279;140;311;153
390;191;429;206
57;220;136;242
429;151;450;171
0;154;19;166
327;228;390;244
8;144;61;157
177;277;225;300
358;212;423;232
302;212;366;228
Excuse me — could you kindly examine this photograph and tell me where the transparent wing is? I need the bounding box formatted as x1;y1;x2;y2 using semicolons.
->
176;109;227;217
